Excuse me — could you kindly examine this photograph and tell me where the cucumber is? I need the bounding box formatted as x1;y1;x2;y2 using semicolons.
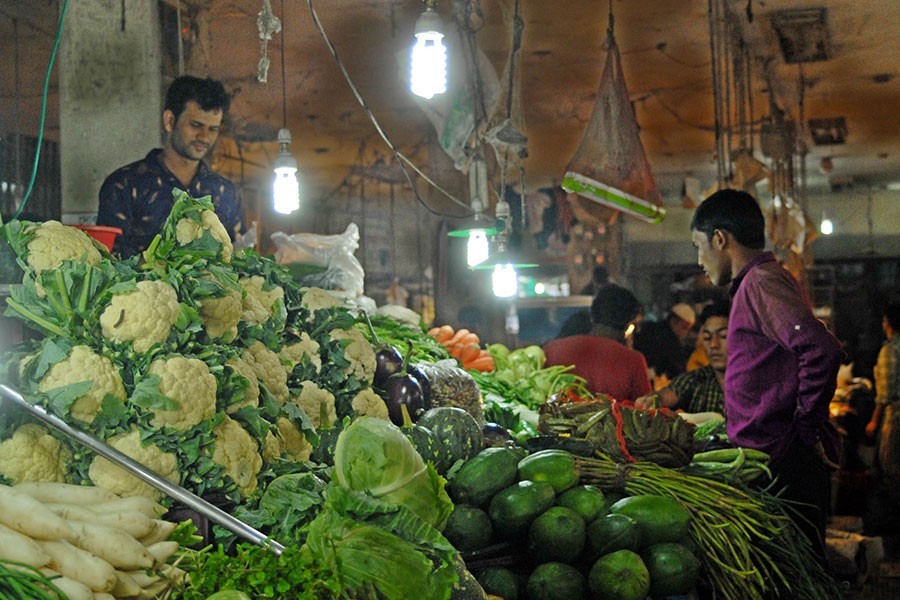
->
449;447;520;506
517;449;578;493
443;505;493;553
608;494;690;548
489;480;555;537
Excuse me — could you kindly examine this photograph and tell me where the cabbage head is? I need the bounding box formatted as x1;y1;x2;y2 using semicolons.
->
333;416;452;530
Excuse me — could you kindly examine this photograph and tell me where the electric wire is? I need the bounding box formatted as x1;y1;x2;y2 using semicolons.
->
306;0;473;218
14;0;70;220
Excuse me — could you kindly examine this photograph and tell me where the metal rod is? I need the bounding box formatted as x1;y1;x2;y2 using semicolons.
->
0;384;285;556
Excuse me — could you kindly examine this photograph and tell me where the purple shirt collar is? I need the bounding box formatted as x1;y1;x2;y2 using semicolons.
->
729;251;776;297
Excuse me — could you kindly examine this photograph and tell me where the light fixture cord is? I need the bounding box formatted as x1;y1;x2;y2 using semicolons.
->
280;0;287;129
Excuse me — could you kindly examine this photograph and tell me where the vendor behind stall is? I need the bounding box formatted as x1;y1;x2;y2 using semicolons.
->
97;76;243;258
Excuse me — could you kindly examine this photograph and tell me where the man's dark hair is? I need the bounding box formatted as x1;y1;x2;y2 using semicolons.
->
699;300;730;325
165;76;230;121
885;301;900;331
690;189;766;249
591;284;642;331
557;310;593;338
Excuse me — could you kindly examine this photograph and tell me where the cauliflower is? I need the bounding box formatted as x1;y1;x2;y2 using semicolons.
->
292;381;337;429
241;341;289;405
351;388;390;420
198;286;242;341
224;355;260;413
24;220;103;275
99;280;181;352
0;424;72;483
175;209;233;262
330;328;376;384
211;415;263;497
38;345;126;424
280;333;321;374
89;428;180;500
300;287;342;313
239;276;284;326
145;356;217;429
263;417;312;463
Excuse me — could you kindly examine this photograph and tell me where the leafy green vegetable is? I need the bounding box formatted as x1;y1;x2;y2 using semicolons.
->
333;416;453;530
304;485;458;600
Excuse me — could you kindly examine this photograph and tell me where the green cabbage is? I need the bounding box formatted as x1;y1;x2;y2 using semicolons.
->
333;416;452;530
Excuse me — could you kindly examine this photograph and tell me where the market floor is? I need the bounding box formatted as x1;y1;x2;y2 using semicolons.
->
843;536;900;599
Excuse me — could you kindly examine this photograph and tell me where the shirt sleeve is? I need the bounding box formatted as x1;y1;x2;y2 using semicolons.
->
97;175;140;258
874;343;894;405
751;270;843;445
212;181;244;241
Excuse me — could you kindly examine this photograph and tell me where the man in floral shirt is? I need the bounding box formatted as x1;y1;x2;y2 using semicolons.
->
866;302;900;505
97;76;243;258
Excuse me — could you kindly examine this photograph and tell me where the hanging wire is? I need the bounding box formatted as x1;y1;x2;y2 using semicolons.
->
176;0;185;75
306;0;473;218
280;0;287;128
14;0;70;220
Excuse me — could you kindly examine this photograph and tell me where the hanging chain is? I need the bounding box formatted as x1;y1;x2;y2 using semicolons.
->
256;0;282;83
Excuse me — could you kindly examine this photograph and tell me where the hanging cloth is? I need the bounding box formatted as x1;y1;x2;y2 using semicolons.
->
563;24;664;224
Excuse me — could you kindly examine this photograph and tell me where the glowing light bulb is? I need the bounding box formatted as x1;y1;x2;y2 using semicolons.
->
466;230;489;267
492;263;518;298
273;128;300;215
821;215;833;235
410;9;447;99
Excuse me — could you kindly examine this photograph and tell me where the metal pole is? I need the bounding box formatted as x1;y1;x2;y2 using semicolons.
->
0;384;285;555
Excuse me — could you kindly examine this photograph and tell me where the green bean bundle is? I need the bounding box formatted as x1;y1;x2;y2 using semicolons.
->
0;560;67;600
575;454;842;600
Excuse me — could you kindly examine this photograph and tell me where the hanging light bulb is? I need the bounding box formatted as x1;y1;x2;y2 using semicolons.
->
466;229;489;267
410;2;447;99
273;128;300;214
492;263;518;298
820;212;834;235
272;0;299;214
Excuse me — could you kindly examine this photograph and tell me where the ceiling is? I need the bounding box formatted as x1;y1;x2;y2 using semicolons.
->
3;0;900;211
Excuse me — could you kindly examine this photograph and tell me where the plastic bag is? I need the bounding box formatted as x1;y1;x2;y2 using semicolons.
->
271;223;365;297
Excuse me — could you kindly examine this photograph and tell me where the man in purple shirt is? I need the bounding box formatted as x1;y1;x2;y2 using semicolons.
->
97;76;243;258
691;188;843;562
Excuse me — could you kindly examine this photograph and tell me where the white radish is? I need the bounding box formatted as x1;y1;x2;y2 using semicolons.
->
112;569;143;597
94;594;117;600
46;502;156;539
0;522;51;567
68;521;155;570
0;483;78;541
13;481;120;505
158;563;188;584
38;568;95;600
38;539;117;592
125;569;161;588
137;580;170;599
91;496;167;518
145;540;180;568
138;519;178;546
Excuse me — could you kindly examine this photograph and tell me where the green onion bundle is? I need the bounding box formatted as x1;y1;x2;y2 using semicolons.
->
0;560;67;600
575;454;842;599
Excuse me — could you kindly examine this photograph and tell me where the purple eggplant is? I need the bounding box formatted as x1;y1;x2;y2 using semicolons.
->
382;340;426;425
407;363;432;410
362;311;404;385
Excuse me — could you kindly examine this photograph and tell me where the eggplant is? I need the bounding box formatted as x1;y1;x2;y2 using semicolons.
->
362;310;404;385
383;340;426;425
481;422;514;447
407;363;432;410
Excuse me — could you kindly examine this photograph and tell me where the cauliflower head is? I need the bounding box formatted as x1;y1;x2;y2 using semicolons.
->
0;424;72;483
38;345;126;424
224;355;260;413
25;221;103;275
292;381;337;429
211;415;263;497
241;341;289;405
198;286;242;341
175;209;233;262
279;333;321;374
262;417;312;464
145;356;217;429
89;428;180;500
330;328;376;384
351;388;390;420
239;276;284;326
300;287;342;314
100;280;181;352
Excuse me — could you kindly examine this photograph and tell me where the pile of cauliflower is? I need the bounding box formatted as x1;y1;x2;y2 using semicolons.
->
0;190;392;504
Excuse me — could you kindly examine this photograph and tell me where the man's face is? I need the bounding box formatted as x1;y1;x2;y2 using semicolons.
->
692;229;731;286
164;100;223;162
700;315;728;372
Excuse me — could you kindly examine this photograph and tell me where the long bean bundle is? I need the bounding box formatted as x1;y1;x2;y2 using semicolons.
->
575;454;842;599
0;560;67;600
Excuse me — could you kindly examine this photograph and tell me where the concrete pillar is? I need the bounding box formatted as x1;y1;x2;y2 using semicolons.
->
59;0;162;220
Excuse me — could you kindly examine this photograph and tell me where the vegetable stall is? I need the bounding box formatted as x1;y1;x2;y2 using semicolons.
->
0;194;841;599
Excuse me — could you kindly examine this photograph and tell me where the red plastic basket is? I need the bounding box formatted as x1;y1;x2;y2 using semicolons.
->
73;225;122;252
